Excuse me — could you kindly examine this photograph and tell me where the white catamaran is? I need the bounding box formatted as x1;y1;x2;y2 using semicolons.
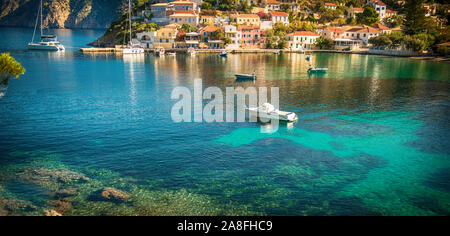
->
123;0;144;54
28;0;65;51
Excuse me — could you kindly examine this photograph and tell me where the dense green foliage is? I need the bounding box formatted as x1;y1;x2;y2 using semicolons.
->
0;53;25;86
315;37;334;49
403;0;427;35
357;6;379;26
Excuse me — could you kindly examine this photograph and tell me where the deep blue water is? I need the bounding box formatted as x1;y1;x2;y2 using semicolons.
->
0;27;449;216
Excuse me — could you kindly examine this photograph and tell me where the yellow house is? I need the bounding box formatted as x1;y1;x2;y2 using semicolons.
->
236;14;261;27
169;13;199;27
154;27;178;49
200;15;215;25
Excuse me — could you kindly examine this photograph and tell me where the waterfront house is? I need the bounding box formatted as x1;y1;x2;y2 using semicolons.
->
151;3;170;18
200;25;221;43
343;25;381;45
324;3;337;10
184;32;200;48
238;25;262;48
372;23;391;34
367;0;387;20
269;11;289;26
154;27;178;49
136;31;157;49
236;14;261;27
322;27;345;40
169;13;199;26
224;25;242;49
285;31;320;50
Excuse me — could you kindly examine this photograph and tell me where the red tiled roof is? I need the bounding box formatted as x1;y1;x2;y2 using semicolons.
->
352;7;364;12
292;31;320;36
200;25;220;32
386;9;398;13
326;27;344;33
372;23;390;30
324;3;337;6
437;42;450;47
270;11;289;17
370;0;386;6
266;0;280;3
346;26;380;33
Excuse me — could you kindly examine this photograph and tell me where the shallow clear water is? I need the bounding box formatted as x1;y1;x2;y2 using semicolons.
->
0;27;449;216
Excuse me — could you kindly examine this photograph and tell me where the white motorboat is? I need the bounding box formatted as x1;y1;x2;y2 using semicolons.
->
122;0;144;54
298;49;304;54
28;0;65;51
308;67;328;73
248;103;298;122
187;47;196;56
166;52;176;56
273;50;280;54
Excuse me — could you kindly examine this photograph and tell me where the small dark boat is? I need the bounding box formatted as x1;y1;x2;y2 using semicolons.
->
308;67;328;73
220;50;228;57
235;73;256;80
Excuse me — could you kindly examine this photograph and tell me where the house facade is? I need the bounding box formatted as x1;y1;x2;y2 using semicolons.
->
269;11;289;25
136;31;157;49
236;14;261;27
238;25;262;48
286;31;320;49
224;25;241;49
367;0;387;20
324;3;337;10
169;13;199;26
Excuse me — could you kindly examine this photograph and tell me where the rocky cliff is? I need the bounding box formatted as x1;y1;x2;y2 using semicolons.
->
0;0;125;29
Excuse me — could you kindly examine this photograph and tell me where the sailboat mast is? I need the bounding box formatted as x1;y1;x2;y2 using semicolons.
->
40;0;43;37
128;0;132;46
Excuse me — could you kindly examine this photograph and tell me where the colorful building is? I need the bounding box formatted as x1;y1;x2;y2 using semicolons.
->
236;14;261;27
285;31;320;49
367;0;387;20
238;25;262;48
169;13;199;26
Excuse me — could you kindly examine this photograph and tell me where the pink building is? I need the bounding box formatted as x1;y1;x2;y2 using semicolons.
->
238;25;262;48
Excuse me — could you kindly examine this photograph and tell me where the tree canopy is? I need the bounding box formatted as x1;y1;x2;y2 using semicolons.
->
356;6;379;26
0;53;25;86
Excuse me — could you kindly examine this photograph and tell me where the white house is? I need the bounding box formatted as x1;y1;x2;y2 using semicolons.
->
136;31;157;49
269;11;289;26
324;3;337;10
285;31;320;49
367;0;387;20
343;26;381;45
224;25;241;49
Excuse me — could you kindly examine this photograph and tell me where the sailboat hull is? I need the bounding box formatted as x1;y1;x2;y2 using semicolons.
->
27;43;62;51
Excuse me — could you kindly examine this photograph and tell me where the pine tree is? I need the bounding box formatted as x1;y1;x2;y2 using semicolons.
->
403;0;427;35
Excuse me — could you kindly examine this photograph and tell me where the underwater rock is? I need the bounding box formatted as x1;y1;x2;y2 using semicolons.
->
54;188;78;198
44;209;62;216
97;188;131;203
0;198;37;215
18;168;91;185
49;198;73;215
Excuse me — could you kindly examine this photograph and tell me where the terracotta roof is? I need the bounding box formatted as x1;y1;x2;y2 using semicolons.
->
369;0;386;6
386;9;398;13
325;27;344;33
324;3;337;6
200;25;220;32
436;42;450;47
270;11;289;17
372;23;390;30
292;31;320;36
346;26;380;33
266;0;280;4
352;7;364;12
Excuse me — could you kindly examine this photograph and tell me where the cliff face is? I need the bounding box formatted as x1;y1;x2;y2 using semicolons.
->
0;0;125;29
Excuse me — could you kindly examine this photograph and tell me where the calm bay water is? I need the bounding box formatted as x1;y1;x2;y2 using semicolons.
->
0;27;449;216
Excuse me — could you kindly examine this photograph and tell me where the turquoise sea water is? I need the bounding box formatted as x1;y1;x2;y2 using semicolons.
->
0;27;449;215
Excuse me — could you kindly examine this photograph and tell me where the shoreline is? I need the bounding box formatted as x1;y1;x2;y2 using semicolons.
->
79;47;450;62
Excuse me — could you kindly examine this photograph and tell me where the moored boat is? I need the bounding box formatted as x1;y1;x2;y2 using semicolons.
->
220;50;228;57
308;67;328;73
28;0;65;51
122;0;144;54
187;47;196;56
155;47;165;56
235;72;256;80
248;103;298;122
